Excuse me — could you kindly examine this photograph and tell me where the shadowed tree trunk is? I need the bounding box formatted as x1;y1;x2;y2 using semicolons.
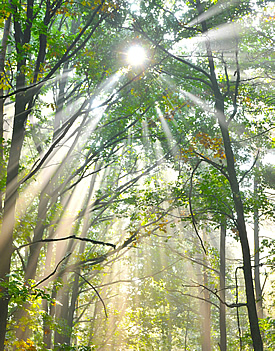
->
0;14;11;213
195;1;263;348
219;223;226;351
254;171;263;320
0;89;29;350
202;231;211;351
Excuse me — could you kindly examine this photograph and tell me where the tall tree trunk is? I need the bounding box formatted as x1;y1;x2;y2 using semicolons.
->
217;104;263;350
202;231;211;351
201;274;211;351
54;277;70;346
0;16;11;348
219;223;226;351
195;0;263;346
254;172;263;319
0;14;11;213
194;1;263;348
0;2;33;342
15;191;50;341
0;95;28;350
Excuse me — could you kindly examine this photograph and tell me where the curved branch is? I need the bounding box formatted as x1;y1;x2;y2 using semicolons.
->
239;151;259;184
228;49;240;124
132;21;212;82
32;253;71;288
189;160;207;254
15;235;116;251
193;150;229;181
75;272;108;319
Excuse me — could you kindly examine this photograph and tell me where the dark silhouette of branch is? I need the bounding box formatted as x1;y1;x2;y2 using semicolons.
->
16;235;116;251
132;20;212;81
228;49;240;123
182;280;247;309
239;151;259;184
193;150;230;182
32;253;71;288
192;282;247;309
189;160;207;254
75;272;108;318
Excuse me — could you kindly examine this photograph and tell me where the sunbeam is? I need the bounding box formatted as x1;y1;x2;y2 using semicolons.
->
188;0;241;27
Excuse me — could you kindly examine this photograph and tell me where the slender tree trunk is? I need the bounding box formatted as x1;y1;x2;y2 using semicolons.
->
0;16;12;348
184;310;190;351
0;90;28;349
42;230;56;349
194;1;263;347
54;277;70;346
202;273;211;351
53;62;70;140
219;223;226;351
217;104;263;350
254;173;263;319
15;191;49;341
0;14;11;213
201;231;211;351
42;299;52;348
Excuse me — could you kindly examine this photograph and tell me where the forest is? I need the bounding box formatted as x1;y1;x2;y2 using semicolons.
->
0;0;274;350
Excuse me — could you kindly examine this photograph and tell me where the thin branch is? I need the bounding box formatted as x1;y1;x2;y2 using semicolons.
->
14;248;26;272
222;54;230;98
175;290;220;310
231;126;275;143
160;69;213;89
193;282;247;309
132;21;212;81
75;272;108;318
165;245;219;275
193;150;229;181
153;2;202;34
228;49;240;124
239;151;259;184
16;235;116;251
189;160;207;254
32;253;71;288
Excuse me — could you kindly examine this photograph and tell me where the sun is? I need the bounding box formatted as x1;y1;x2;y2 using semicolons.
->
126;45;146;66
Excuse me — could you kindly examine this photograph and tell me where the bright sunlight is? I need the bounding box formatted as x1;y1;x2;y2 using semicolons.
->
126;45;146;66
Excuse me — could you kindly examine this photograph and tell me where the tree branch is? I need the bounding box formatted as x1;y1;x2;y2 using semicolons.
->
74;272;108;319
189;160;207;254
15;235;116;251
32;253;71;288
239;150;259;184
228;49;240;124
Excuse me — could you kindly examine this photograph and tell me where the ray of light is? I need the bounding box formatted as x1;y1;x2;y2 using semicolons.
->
5;69;127;266
188;0;241;27
155;103;179;158
176;21;243;56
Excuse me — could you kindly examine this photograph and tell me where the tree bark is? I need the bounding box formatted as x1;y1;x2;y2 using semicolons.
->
194;1;263;347
0;94;28;350
0;14;11;213
201;230;211;351
217;101;263;350
219;223;226;351
254;172;263;319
